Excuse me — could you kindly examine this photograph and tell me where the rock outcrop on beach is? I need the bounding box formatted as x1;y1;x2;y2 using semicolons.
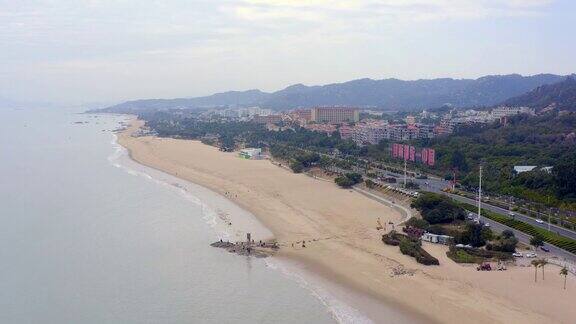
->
210;240;278;258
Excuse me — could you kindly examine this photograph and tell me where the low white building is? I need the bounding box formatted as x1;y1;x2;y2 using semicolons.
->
513;165;537;174
239;148;262;159
421;232;453;245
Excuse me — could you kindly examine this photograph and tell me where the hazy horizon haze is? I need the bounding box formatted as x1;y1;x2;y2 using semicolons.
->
1;0;574;105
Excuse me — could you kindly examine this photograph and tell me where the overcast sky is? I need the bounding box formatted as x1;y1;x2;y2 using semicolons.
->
0;0;574;104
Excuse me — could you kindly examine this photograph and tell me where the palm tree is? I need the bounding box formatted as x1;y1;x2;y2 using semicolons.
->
560;267;568;290
539;259;548;280
531;259;540;283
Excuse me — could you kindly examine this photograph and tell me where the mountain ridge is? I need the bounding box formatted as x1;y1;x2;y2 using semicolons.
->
501;76;576;112
95;73;572;113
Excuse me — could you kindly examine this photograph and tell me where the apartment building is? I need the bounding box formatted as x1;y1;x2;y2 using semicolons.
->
311;107;360;124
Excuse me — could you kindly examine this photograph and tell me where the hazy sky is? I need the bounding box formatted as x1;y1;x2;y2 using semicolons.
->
1;0;574;104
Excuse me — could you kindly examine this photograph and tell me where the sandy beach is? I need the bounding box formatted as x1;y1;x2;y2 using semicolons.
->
118;119;575;324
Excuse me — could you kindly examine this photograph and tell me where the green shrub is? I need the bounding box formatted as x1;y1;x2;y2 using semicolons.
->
427;224;446;235
290;160;304;173
447;246;512;263
399;238;439;265
446;246;481;263
404;217;430;230
365;179;376;189
335;173;363;188
382;231;405;246
411;193;465;224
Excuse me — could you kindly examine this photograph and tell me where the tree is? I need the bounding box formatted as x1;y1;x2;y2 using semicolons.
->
530;234;544;250
450;150;469;172
405;181;420;189
539;259;548;280
365;179;376;189
553;152;576;199
335;173;362;188
410;193;466;224
290;160;304;173
465;223;490;247
560;266;568;289
502;229;515;239
335;176;354;188
531;259;540;283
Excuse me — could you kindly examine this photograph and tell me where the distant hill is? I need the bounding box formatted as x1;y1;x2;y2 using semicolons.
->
502;76;576;112
94;89;271;114
95;73;570;113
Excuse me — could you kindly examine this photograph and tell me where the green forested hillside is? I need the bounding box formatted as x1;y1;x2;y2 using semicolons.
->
426;112;576;206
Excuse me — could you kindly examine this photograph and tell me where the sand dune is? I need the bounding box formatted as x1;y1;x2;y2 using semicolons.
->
119;119;574;324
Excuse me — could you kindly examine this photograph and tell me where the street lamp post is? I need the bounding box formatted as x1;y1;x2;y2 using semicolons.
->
477;165;482;223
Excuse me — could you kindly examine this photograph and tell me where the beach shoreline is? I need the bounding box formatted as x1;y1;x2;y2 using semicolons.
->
115;117;575;324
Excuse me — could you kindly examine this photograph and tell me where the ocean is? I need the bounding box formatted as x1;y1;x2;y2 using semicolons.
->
0;107;373;323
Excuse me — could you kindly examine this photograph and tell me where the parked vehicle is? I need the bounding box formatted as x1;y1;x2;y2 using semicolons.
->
525;252;538;258
477;263;492;271
540;246;550;252
512;252;523;257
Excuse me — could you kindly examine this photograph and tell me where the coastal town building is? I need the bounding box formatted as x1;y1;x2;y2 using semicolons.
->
252;114;283;124
240;107;273;117
406;115;416;126
491;106;535;119
338;125;355;140
311;107;360;124
305;123;337;135
292;109;312;122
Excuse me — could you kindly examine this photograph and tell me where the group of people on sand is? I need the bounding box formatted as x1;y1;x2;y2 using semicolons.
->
224;191;238;199
291;242;306;248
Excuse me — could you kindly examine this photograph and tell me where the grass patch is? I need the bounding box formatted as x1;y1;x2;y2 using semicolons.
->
446;247;482;263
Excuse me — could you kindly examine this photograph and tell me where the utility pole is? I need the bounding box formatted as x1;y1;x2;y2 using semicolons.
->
404;158;407;188
477;165;482;222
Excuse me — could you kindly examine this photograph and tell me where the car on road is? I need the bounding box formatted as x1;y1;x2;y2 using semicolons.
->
525;252;538;258
467;212;475;220
483;222;490;227
512;252;523;257
535;219;544;224
540;246;550;252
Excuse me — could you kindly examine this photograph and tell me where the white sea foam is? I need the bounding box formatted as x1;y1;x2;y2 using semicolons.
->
107;118;374;324
265;258;373;324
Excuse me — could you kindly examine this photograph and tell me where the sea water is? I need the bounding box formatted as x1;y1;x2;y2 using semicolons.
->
0;107;372;323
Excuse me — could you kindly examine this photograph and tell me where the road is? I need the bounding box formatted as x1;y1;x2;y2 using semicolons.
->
377;167;576;241
363;166;576;261
465;210;576;262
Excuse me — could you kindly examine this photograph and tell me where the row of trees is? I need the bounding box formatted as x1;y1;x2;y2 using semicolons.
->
530;258;569;290
141;111;576;207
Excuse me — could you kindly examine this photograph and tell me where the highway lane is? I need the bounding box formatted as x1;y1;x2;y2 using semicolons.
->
467;211;576;262
439;190;576;240
381;169;576;240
